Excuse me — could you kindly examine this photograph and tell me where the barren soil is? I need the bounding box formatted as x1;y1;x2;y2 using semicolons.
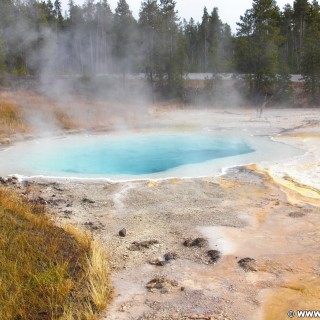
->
4;107;320;320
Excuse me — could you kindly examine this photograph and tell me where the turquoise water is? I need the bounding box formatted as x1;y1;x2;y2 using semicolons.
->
11;133;253;176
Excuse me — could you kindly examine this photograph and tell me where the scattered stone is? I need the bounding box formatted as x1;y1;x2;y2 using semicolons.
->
238;257;258;272
23;181;31;188
149;252;177;266
164;252;178;261
0;177;7;184
7;176;18;185
119;228;127;237
148;257;168;266
207;250;221;264
47;198;67;206
187;314;213;320
53;185;64;192
82;197;95;204
146;276;178;292
288;211;305;218
183;237;208;248
160;288;168;294
28;196;47;205
84;221;99;230
0;137;11;145
64;210;72;215
119;304;127;312
129;239;159;251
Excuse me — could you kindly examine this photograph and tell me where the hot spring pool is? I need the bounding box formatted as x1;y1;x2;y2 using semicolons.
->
0;132;301;180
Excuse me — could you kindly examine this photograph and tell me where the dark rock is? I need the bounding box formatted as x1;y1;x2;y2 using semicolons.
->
148;257;168;266
160;288;169;294
207;250;221;264
0;177;7;184
53;186;64;192
84;221;99;230
47;198;67;206
23;181;31;188
238;257;257;272
149;252;177;266
146;276;178;292
183;237;208;248
288;211;305;218
164;252;178;261
129;239;159;251
82;197;95;204
7;176;18;185
28;196;47;205
119;228;127;237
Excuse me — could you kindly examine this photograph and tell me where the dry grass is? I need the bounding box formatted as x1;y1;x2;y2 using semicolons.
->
0;91;117;138
0;92;81;138
0;89;155;139
0;186;112;320
0;98;29;135
53;108;80;130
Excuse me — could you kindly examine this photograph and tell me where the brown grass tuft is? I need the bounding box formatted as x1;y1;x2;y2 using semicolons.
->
53;108;79;130
0;187;111;320
0;98;29;135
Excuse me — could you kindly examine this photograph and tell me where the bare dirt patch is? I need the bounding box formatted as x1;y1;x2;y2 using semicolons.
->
13;167;319;320
2;107;320;319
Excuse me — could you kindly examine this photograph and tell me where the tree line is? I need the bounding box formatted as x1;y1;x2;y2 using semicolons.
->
0;0;320;103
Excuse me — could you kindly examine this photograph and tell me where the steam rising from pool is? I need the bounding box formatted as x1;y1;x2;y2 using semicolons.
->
46;134;253;175
0;132;301;180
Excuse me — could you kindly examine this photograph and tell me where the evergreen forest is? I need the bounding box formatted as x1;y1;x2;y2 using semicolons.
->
1;0;320;104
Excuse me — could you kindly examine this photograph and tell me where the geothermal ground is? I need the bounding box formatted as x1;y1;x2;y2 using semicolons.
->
5;107;320;320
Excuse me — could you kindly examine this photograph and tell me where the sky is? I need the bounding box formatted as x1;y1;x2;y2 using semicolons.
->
61;0;294;33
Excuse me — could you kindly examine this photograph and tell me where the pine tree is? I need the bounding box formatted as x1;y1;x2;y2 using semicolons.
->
95;0;113;73
293;0;310;71
54;0;63;27
280;4;295;72
236;0;282;99
174;25;188;78
208;7;223;73
156;0;181;93
139;0;160;83
199;7;210;71
184;18;199;72
301;0;320;103
0;32;6;76
220;23;233;72
113;0;137;79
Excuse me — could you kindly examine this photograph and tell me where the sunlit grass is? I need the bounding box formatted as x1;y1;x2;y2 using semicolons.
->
0;98;29;135
0;91;117;138
53;108;79;130
0;187;112;320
